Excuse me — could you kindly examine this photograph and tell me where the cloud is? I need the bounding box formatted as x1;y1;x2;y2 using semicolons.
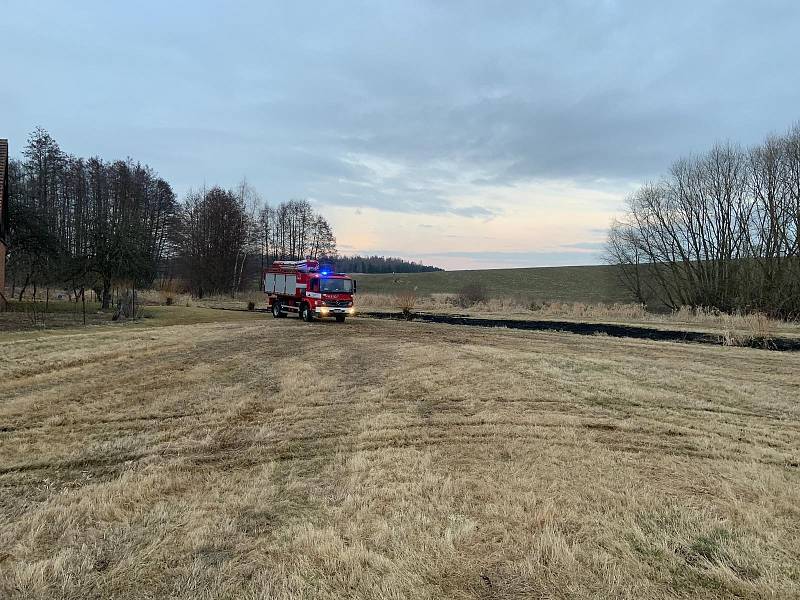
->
412;249;605;269
3;1;799;267
560;241;606;250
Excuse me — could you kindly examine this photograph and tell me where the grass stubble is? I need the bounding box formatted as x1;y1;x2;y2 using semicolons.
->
0;310;798;599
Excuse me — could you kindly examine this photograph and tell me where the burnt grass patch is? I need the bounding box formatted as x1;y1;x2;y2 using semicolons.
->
362;312;800;352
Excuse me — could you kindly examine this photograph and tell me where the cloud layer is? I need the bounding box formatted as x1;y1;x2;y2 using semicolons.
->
3;1;799;267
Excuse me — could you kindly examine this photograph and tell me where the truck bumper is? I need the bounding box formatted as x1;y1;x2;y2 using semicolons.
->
315;307;355;316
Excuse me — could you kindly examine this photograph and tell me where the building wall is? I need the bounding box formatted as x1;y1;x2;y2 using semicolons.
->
0;138;7;293
0;241;6;294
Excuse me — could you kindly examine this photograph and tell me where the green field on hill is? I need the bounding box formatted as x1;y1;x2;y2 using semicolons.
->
353;264;636;304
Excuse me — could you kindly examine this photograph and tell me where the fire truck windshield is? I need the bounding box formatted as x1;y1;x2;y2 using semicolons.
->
320;278;353;293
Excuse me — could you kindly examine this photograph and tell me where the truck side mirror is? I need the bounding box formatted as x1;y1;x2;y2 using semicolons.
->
353;280;357;294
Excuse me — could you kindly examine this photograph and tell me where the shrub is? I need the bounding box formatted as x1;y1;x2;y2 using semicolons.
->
456;282;488;307
247;301;256;311
165;296;174;306
395;291;417;320
720;311;775;348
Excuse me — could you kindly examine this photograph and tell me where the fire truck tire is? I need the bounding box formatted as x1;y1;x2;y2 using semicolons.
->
301;304;314;322
272;301;285;318
335;315;346;323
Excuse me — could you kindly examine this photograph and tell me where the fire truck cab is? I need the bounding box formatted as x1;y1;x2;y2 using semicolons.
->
264;260;356;323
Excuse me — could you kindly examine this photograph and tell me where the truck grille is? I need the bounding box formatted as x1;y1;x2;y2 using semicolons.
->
326;300;351;308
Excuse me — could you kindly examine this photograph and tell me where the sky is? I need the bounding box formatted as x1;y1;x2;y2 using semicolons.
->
2;1;799;270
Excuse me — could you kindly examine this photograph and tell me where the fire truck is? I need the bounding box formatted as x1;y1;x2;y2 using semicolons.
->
263;260;356;322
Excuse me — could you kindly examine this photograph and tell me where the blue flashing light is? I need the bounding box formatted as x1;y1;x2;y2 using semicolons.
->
321;270;331;275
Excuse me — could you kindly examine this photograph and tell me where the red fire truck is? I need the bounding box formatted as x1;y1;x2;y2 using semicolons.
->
264;260;356;322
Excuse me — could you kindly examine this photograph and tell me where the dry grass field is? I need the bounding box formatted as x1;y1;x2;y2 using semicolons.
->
1;308;799;599
354;264;637;304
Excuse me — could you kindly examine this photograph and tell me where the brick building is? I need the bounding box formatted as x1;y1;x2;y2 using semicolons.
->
0;139;8;299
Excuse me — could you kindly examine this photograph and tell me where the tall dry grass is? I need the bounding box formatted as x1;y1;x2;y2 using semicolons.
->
138;287;271;310
355;293;796;337
137;289;194;307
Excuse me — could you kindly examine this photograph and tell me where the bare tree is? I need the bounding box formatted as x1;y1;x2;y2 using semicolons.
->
177;186;251;298
8;129;176;309
258;199;336;264
607;123;800;318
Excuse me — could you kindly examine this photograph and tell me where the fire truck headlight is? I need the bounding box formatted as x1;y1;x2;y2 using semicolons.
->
349;308;355;315
320;307;329;314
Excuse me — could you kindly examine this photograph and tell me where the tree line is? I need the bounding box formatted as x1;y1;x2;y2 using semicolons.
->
5;129;442;305
330;255;442;273
180;192;440;295
175;191;338;297
7;128;176;309
606;124;800;318
6;131;338;301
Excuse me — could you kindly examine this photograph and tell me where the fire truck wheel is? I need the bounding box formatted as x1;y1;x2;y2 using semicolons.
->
272;301;285;318
335;315;346;323
301;304;314;322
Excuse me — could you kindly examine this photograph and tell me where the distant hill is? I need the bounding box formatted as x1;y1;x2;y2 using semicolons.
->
353;264;636;304
329;255;443;274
